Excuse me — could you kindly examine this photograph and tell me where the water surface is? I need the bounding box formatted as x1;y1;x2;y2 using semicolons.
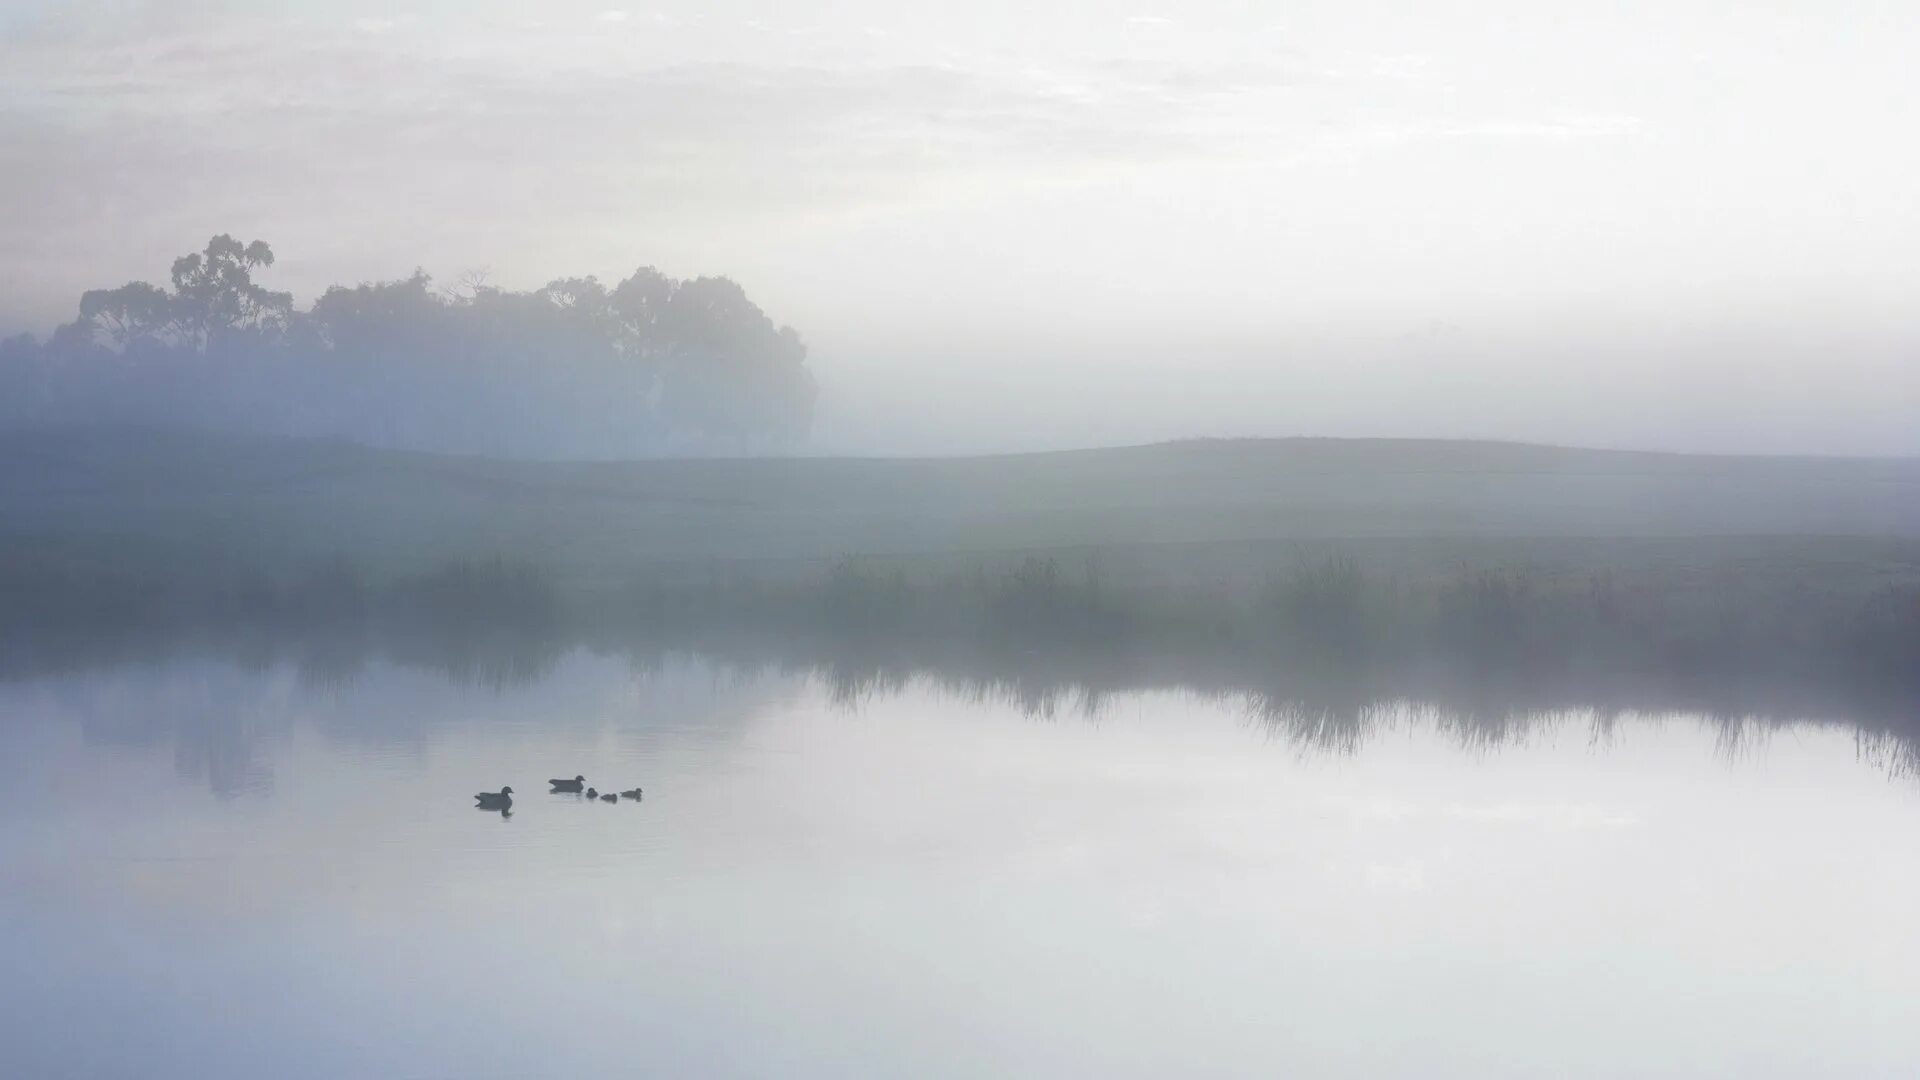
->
3;652;1918;1078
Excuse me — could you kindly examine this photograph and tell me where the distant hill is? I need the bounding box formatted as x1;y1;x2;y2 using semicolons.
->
3;427;1918;589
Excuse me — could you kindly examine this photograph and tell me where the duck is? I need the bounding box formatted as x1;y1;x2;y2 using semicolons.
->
474;786;514;809
599;792;618;803
619;788;644;800
549;775;586;792
585;787;599;798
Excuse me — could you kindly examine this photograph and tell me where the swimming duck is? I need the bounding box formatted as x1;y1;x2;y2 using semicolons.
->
549;775;586;792
474;786;513;809
619;788;644;800
586;787;598;798
599;792;618;803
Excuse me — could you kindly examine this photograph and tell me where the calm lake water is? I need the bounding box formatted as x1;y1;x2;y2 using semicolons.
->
3;650;1919;1078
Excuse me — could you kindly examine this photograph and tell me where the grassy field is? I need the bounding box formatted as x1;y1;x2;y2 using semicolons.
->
3;427;1917;726
4;427;1918;593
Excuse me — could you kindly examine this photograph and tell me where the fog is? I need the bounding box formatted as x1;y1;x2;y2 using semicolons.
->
4;0;1918;455
9;9;1920;1075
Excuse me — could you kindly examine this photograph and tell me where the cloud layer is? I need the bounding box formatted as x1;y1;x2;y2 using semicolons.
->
3;1;1917;454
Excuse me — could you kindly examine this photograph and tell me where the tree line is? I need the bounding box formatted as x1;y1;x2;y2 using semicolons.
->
0;235;816;456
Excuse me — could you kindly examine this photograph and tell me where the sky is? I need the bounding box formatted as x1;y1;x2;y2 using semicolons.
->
2;0;1918;455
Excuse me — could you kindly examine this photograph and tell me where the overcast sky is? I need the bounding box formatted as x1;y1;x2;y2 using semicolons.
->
3;0;1917;454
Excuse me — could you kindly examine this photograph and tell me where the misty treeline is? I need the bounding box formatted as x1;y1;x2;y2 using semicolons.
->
0;235;815;456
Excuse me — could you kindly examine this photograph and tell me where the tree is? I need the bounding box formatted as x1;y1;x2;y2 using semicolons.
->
74;282;173;347
58;235;292;352
651;275;816;444
167;235;292;348
3;235;816;455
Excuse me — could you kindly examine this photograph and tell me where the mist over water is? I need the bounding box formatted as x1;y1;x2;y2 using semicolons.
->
5;3;1920;1075
4;651;1919;1078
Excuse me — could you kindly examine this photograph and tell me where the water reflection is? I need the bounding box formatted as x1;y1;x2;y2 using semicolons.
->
2;635;1917;803
4;644;1920;1077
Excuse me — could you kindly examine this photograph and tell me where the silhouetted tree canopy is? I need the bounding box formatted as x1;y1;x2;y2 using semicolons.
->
1;235;816;456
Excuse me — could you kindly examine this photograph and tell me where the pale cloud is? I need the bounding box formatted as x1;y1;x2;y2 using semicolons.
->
1442;804;1642;830
1363;860;1430;893
3;0;1918;458
0;1;1645;337
1347;113;1646;151
0;9;1356;327
1439;114;1645;141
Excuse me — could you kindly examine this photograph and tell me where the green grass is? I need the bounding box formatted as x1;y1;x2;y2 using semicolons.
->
4;428;1918;600
2;427;1917;728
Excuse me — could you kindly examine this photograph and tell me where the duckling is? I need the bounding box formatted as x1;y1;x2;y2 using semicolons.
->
549;775;586;792
599;792;618;803
586;787;599;799
619;788;643;800
474;786;514;809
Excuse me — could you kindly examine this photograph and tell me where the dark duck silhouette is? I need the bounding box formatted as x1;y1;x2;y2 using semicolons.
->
474;786;513;809
549;775;586;792
619;788;644;800
586;787;599;798
599;792;618;803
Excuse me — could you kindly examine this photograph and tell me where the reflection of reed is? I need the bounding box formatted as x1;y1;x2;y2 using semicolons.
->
1857;731;1920;781
708;636;1920;774
76;685;275;800
6;555;1918;771
32;631;1920;805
